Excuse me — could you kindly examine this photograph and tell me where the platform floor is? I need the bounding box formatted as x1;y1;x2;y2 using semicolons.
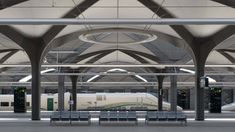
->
0;111;235;132
0;120;235;132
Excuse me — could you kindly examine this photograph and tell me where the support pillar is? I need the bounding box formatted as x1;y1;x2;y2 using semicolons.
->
70;75;78;111
190;88;195;110
31;60;41;120
170;75;177;111
157;76;164;111
195;64;205;121
58;75;65;111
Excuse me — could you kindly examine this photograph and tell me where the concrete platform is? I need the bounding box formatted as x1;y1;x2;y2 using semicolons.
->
0;111;235;132
0;120;234;132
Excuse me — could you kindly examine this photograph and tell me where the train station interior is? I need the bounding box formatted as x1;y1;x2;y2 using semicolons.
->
0;0;235;131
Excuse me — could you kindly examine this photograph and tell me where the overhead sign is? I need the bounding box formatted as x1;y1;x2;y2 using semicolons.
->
68;100;74;105
200;76;209;88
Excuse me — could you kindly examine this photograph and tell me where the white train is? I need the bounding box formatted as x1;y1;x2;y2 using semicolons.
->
0;92;182;111
222;102;235;111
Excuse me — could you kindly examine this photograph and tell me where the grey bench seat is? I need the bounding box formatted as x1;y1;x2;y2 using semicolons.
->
99;111;109;123
79;111;90;121
157;112;167;121
146;111;157;122
99;111;138;125
70;111;79;121
109;111;118;121
167;112;177;121
60;111;70;121
145;111;187;126
50;112;61;123
50;111;91;124
118;111;128;121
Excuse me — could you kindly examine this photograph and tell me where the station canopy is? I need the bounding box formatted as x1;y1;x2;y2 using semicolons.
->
0;0;235;88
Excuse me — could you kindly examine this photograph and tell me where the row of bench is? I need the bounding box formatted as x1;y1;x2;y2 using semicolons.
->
50;111;187;125
146;111;187;125
50;111;90;124
99;111;137;124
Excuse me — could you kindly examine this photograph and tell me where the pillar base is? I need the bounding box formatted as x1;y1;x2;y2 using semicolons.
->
31;118;41;121
195;118;204;121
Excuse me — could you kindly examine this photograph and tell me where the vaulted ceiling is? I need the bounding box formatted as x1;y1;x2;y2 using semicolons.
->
0;0;235;89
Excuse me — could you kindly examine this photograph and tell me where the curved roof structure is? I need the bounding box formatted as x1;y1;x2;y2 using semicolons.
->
0;0;235;88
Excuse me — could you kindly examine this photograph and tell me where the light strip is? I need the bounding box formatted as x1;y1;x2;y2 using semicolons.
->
107;68;127;72
135;75;148;82
86;68;148;82
19;68;56;82
87;75;100;82
180;68;195;74
180;68;216;83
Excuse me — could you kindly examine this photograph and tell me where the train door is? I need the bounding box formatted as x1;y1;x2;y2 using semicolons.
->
47;98;54;111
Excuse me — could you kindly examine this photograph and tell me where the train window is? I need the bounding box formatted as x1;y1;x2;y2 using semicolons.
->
26;102;30;106
96;95;102;101
11;102;14;106
1;102;9;107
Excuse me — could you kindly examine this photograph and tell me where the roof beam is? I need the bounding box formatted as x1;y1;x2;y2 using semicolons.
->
42;0;99;44
0;49;19;53
0;50;18;63
65;49;116;64
217;50;235;63
219;49;235;53
121;50;156;74
205;26;235;50
0;0;28;10
120;49;160;63
0;50;19;73
137;0;195;44
79;50;116;73
0;26;32;49
211;0;235;8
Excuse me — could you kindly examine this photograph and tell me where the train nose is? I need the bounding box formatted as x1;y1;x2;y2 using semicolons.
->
222;105;230;111
222;103;235;111
177;106;183;111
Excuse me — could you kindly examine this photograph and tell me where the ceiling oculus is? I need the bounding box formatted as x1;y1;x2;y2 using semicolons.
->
79;28;157;45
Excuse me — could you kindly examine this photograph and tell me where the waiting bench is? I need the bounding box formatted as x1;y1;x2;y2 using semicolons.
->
99;111;137;125
146;111;187;125
50;111;91;124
